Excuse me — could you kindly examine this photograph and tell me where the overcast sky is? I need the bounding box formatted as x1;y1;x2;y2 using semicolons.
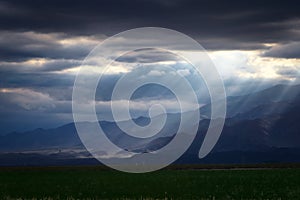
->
0;0;300;133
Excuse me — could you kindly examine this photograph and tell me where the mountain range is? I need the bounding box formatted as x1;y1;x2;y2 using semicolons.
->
0;84;300;166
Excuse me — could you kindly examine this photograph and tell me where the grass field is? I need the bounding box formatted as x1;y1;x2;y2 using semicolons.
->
0;166;300;199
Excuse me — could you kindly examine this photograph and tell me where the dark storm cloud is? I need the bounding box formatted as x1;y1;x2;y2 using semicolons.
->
199;38;267;50
0;59;81;72
276;67;300;78
0;70;121;102
1;0;300;133
0;31;97;61
0;72;74;88
115;48;181;63
263;42;300;58
0;0;300;50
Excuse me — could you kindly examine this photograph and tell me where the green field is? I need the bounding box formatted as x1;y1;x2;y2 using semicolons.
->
0;166;300;200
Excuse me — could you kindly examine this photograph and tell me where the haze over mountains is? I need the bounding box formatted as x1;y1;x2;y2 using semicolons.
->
0;84;300;166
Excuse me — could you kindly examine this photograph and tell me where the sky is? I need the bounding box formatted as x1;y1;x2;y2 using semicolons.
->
0;0;300;133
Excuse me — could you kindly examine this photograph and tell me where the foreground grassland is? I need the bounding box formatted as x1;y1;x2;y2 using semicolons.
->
0;166;300;199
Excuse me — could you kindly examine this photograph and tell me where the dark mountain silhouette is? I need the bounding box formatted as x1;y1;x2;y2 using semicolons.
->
0;123;82;151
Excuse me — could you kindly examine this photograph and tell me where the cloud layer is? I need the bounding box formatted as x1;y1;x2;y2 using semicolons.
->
0;0;300;133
